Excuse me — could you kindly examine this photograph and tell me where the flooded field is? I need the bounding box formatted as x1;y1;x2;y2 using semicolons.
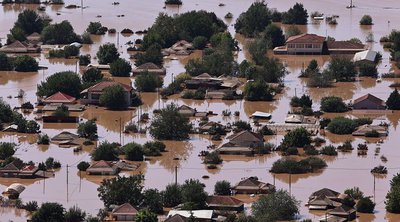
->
1;0;400;221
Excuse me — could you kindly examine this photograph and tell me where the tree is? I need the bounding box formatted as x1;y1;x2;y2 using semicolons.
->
77;161;90;171
134;44;163;66
290;94;312;107
0;142;15;159
181;179;208;210
235;1;272;37
110;58;132;77
357;197;375;213
326;57;357;82
31;202;65;222
53;104;69;117
14;55;39;72
134;72;163;92
327;117;357;134
0;52;13;71
96;43;119;64
252;190;300;221
135;210;157;222
282;3;308;25
163;183;182;207
142;189;163;214
285;25;302;39
243;80;273;101
386;89;400;110
203;151;222;164
300;59;319;77
97;175;144;208
192;36;208;49
386;174;400;213
165;0;182;5
320;96;348;112
65;206;86;222
319;145;338;156
358;62;378;77
150;104;192;140
214;180;231;195
86;22;106;35
360;15;373;25
77;119;97;139
344;187;364;200
82;68;103;84
247;38;269;65
282;127;311;147
41;20;81;44
123;142;144;161
37;71;82;98
99;85;130;110
0;100;14;123
13;10;44;35
264;24;285;48
91;141;119;161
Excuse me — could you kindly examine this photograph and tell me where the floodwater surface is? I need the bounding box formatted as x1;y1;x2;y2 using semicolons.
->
1;0;400;221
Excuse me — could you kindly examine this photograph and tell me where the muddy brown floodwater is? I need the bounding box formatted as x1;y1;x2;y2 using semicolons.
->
1;0;400;221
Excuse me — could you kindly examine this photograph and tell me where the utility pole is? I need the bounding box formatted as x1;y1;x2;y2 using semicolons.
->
373;174;376;203
119;117;122;145
273;174;275;186
66;164;69;202
289;173;292;195
117;32;120;48
175;165;178;185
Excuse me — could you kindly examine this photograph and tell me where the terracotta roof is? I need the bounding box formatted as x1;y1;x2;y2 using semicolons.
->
206;196;243;206
21;165;38;172
286;34;326;44
135;62;162;70
112;203;138;215
327;41;365;50
165;214;188;222
3;40;28;49
88;160;114;169
353;94;385;106
178;105;196;112
226;130;263;144
0;162;22;172
82;81;133;93
233;177;274;190
43;92;76;103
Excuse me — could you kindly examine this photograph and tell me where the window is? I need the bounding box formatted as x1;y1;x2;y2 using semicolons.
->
306;44;313;48
297;44;304;48
313;44;321;48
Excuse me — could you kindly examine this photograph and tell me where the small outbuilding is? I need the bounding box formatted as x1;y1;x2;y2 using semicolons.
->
110;203;138;221
86;160;119;175
352;94;386;110
132;62;166;75
232;177;275;194
353;49;377;63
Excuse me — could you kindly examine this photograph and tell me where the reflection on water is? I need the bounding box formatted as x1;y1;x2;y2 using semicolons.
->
1;0;400;221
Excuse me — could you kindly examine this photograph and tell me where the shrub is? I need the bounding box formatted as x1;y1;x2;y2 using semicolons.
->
41;20;80;44
327;117;357;134
320;96;348;112
124;142;144;161
304;145;319;155
0;52;13;71
86;22;107;35
91;141;119;161
192;36;207;49
357;197;375;213
290;94;312;107
337;140;353;151
110;58;132;77
319;145;338;156
24;201;38;212
359;62;378;77
0;142;16;160
214;180;231;195
371;165;387;174
203;152;222;164
96;43;119;64
282;127;311;147
14;55;39;72
79;54;91;66
82;68;103;83
81;32;93;44
134;71;163;92
345;187;364;200
37;134;50;145
143;141;166;156
365;130;380;137
21;101;34;109
125;123;138;133
233;120;251;132
360;15;373;25
52;104;69;117
386;89;400;110
260;125;275;135
99;85;130;109
270;157;326;174
77;119;97;139
165;0;182;5
77;161;90;171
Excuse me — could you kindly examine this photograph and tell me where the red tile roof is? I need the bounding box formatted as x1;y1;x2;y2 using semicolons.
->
286;34;326;44
43;92;76;103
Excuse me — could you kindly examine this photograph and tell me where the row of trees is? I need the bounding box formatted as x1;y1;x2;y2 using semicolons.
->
0;53;39;72
235;1;308;37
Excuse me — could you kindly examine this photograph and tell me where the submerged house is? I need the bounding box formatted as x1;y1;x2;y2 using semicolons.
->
217;130;264;155
352;94;386;110
328;205;357;221
167;210;214;222
273;33;366;55
232;177;275;194
165;214;188;222
178;105;197;117
206;196;244;212
51;131;79;142
309;188;342;202
110;203;138;221
163;40;194;56
86;160;120;175
352;124;388;137
307;195;341;210
353;49;377;63
0;40;41;53
132;62;166;75
0;161;39;178
80;81;133;105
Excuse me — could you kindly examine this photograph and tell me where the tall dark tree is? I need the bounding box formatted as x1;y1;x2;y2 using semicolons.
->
91;141;119;161
96;43;120;64
41;20;80;44
99;85;130;110
282;3;308;25
31;202;65;222
134;71;163;92
264;24;285;48
386;89;400;110
14;10;44;35
134;44;163;67
37;71;82;98
181;179;208;210
235;1;272;37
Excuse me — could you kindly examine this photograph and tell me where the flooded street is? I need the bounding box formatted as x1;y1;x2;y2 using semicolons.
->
1;0;400;221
